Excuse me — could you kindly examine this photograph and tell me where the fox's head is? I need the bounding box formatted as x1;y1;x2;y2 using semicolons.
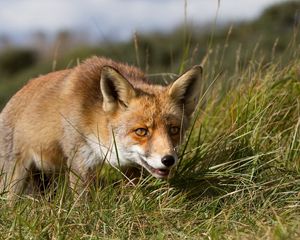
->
99;65;202;179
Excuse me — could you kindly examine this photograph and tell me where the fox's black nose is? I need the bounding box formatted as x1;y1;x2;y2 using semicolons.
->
161;155;175;167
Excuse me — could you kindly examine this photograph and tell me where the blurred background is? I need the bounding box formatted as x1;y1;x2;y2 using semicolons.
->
0;0;299;109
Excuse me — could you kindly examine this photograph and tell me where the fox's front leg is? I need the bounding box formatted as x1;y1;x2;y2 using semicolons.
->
5;157;32;201
67;157;95;195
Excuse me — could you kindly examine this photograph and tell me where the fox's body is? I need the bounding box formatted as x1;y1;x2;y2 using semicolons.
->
0;56;202;199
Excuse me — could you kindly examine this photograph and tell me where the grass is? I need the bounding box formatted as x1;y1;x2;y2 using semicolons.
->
1;45;300;239
1;2;300;239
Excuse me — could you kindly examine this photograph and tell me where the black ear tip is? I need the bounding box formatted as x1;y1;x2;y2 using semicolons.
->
101;66;111;78
102;65;113;70
192;65;203;73
101;66;114;73
102;65;121;73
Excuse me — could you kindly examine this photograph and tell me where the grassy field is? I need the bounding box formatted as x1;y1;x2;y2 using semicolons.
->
1;48;300;239
1;1;300;239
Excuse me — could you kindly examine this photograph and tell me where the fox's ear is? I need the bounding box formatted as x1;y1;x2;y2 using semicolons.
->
168;65;203;116
100;66;136;112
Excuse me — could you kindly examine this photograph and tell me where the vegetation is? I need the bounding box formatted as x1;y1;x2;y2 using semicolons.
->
0;1;300;239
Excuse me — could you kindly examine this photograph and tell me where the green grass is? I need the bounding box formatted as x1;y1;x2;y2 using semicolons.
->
1;45;300;239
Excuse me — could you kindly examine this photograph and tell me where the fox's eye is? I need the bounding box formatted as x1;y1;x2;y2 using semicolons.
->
169;126;180;135
135;128;148;137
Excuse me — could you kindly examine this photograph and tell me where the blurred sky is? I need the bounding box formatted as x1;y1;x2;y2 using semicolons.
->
0;0;285;44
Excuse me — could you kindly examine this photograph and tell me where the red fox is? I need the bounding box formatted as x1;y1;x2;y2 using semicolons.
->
0;56;202;199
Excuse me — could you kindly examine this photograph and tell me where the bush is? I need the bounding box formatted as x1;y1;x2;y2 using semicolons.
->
0;48;38;75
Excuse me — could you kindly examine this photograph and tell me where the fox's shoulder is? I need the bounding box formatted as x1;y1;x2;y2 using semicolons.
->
27;69;71;88
12;69;71;106
0;69;71;120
